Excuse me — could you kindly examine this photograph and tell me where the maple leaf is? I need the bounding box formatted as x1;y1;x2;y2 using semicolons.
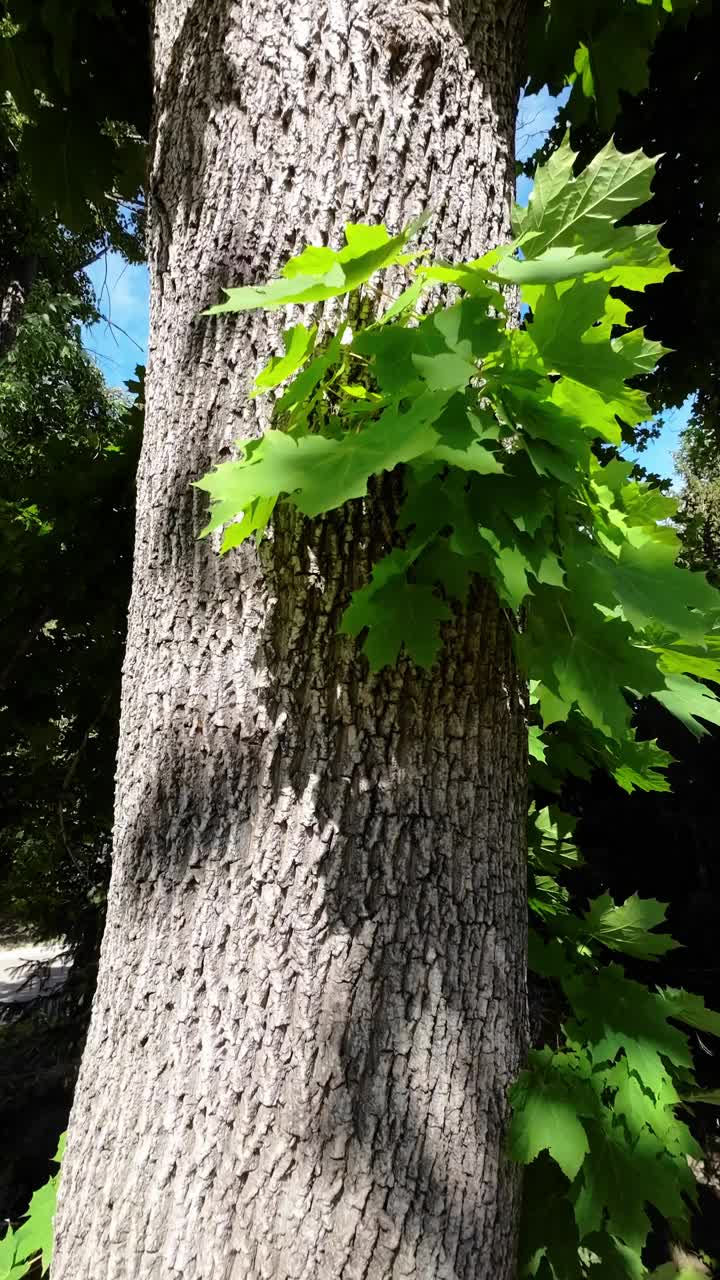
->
581;894;681;961
564;966;693;1099
508;1048;597;1180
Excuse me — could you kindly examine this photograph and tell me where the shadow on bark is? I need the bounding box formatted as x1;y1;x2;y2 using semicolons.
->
107;488;526;1271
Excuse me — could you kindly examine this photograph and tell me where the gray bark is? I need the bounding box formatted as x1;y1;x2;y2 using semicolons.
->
53;3;529;1277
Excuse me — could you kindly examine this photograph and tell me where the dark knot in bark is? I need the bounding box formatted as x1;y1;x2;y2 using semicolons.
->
368;0;444;76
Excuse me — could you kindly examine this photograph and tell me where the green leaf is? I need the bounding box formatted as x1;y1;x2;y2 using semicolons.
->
519;1157;584;1280
608;1059;662;1144
573;41;595;102
551;377;645;446
515;137;659;259
603;537;717;641
428;437;503;475
494;238;675;294
508;1048;595;1181
569;9;667;131
564;967;693;1099
494;246;615;286
379;276;426;324
656;988;720;1038
275;336;343;416
631;1127;697;1228
583;1232;646;1280
414;537;478;602
501;384;590;470
220;496;277;551
205;220;419;314
528;725;547;762
580;1084;698;1242
528;931;569;980
618;471;678;524
654;673;720;737
611;736;674;794
0;1135;64;1279
581;894;681;960
341;573;452;670
252;324;317;394
513;136;576;243
0;1226;18;1276
522;590;662;739
528;805;580;871
354;296;501;396
11;1178;56;1274
529;280;665;400
654;643;720;683
196;391;449;527
573;1119;651;1251
417;261;501;303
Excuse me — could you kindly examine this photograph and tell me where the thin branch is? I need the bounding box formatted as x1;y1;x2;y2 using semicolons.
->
94;310;145;353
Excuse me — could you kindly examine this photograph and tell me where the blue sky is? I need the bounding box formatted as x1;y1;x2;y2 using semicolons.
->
82;87;689;482
83;255;149;388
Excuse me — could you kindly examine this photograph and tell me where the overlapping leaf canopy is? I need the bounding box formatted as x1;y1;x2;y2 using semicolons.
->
0;0;149;230
525;0;708;132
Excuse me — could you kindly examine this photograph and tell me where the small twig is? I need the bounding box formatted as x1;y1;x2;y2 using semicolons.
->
558;602;574;637
94;309;145;353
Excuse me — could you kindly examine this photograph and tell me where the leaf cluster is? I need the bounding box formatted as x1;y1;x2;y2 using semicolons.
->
198;136;720;794
526;3;719;447
516;805;720;1278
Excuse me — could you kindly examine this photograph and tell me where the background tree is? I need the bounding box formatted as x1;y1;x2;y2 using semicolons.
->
677;414;720;587
0;0;149;229
0;310;141;1224
0;0;148;959
0;80;143;1223
0;325;141;1225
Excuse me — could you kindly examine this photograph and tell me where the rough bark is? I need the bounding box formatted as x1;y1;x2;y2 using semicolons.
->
54;3;529;1277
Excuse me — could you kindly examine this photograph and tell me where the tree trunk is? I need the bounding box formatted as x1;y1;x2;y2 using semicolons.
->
0;253;37;362
53;3;528;1277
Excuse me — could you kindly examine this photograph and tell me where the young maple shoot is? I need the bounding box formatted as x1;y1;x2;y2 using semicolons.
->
198;138;720;1278
198;136;720;784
